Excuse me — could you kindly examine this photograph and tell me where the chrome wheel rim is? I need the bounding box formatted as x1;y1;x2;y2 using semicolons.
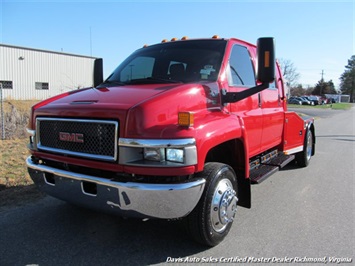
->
306;131;313;161
210;178;238;233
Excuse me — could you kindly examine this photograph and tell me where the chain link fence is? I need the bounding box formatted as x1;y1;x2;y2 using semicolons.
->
0;102;31;140
0;84;34;140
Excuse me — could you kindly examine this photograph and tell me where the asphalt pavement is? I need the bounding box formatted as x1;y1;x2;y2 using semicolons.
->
1;106;354;266
287;106;345;119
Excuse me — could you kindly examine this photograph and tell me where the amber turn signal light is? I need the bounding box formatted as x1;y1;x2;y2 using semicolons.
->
178;112;194;127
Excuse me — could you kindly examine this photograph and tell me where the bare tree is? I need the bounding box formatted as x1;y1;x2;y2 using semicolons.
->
290;84;306;96
278;58;300;88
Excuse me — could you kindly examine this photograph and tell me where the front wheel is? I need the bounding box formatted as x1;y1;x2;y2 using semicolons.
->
185;163;238;246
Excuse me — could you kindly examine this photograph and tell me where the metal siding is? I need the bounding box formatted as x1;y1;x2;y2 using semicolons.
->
0;45;96;100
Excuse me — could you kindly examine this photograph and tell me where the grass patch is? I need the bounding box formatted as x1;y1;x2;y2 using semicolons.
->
0;100;43;207
0;100;39;188
0;138;32;188
317;103;352;110
3;99;39;113
0;138;44;208
287;103;353;110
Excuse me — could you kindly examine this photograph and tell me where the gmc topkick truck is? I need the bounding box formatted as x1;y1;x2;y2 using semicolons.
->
26;36;315;246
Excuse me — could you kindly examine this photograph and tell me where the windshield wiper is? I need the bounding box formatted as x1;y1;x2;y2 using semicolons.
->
146;77;182;83
125;77;183;85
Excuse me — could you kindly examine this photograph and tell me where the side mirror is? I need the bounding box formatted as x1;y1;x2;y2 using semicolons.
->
93;58;103;87
256;37;275;83
221;37;276;104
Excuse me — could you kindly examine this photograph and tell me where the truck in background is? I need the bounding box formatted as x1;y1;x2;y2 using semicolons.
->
26;36;315;246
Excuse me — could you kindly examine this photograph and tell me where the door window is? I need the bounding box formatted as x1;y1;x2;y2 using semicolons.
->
228;45;256;87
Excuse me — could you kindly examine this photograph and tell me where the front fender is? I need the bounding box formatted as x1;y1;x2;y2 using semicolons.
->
195;114;243;172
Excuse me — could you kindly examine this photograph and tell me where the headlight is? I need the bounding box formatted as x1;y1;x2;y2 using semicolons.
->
166;148;184;163
144;147;164;162
119;138;196;166
144;147;184;163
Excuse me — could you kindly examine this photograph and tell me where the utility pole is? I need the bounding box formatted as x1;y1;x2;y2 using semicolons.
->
320;70;325;96
320;69;325;82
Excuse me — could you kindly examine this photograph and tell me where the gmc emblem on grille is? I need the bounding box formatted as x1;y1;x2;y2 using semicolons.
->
59;132;84;143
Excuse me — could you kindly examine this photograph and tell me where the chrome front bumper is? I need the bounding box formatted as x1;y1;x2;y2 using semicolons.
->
26;156;205;219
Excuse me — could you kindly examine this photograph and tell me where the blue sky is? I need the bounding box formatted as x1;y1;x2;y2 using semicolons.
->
1;0;354;89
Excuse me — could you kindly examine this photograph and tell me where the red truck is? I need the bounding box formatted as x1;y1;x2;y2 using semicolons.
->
26;36;315;246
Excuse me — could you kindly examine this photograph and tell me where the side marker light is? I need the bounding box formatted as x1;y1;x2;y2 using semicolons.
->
264;51;270;67
178;112;194;127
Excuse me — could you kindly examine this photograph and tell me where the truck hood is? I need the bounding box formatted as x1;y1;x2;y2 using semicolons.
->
55;84;177;108
32;81;220;139
33;84;179;119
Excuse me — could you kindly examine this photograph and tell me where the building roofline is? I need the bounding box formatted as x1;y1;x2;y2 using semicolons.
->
0;43;99;59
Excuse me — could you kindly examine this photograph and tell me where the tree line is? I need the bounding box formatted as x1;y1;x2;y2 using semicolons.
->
279;56;355;102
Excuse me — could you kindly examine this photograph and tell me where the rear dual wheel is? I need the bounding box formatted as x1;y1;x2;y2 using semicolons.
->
186;163;238;246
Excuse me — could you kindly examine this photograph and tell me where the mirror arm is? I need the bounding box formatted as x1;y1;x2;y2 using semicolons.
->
221;82;270;104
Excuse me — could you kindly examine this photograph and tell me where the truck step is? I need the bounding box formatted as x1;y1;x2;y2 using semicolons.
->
250;153;295;184
263;153;295;168
250;165;279;184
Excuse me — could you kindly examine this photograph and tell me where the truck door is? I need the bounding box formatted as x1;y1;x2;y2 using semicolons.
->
227;44;263;157
259;65;284;151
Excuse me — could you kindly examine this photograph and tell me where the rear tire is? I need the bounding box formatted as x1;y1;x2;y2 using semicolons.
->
185;163;238;246
296;129;313;167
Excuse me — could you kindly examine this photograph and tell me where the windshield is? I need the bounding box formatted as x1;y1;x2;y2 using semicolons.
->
104;39;227;86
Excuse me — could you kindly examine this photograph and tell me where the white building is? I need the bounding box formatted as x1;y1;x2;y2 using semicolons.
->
324;94;350;103
0;44;102;100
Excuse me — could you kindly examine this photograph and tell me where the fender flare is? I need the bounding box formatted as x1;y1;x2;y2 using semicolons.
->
195;114;250;176
195;114;244;172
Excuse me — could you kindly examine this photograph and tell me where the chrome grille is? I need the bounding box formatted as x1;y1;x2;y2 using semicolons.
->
36;118;118;161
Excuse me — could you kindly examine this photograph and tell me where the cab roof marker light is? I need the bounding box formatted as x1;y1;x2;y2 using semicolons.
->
171;37;178;41
181;36;188;40
161;39;168;43
212;35;220;39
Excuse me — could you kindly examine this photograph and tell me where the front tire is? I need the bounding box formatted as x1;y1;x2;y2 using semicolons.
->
186;163;238;246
